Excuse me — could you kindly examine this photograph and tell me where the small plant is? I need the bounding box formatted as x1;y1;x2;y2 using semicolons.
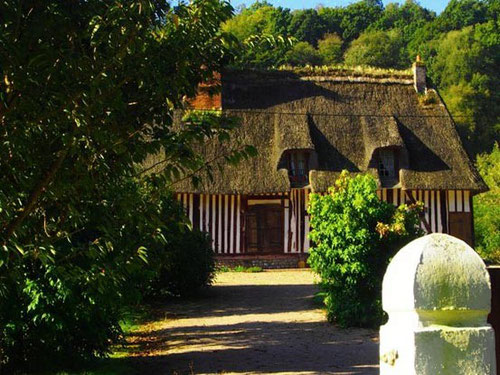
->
217;265;231;273
418;89;440;106
307;171;423;328
218;265;263;273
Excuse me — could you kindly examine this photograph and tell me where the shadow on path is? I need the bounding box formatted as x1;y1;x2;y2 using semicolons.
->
121;272;379;375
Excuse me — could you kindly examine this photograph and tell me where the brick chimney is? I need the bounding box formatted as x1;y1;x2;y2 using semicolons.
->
412;55;427;94
187;72;222;110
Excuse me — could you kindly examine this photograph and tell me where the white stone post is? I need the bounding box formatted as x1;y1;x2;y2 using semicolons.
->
380;233;497;374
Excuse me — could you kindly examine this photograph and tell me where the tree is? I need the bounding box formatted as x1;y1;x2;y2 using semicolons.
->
318;33;343;64
0;0;251;369
425;22;500;154
284;41;323;66
438;0;489;31
318;6;345;37
344;29;406;68
287;9;326;46
222;3;290;40
370;0;435;60
340;0;384;41
474;143;500;264
307;171;423;327
222;4;293;67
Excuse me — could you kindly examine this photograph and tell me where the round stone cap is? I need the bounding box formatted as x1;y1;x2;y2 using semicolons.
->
382;234;491;325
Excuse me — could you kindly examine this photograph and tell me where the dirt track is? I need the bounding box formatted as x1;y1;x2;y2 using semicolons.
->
125;270;379;375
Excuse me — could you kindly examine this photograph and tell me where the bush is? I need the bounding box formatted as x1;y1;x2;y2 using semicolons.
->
307;171;423;327
148;229;216;298
318;33;343;64
0;186;188;371
344;29;406;69
284;41;323;66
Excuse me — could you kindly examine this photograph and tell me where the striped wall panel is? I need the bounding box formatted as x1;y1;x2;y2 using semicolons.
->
176;193;242;254
176;189;472;254
376;189;471;234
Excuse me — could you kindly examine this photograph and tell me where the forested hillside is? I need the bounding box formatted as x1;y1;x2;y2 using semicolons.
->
223;0;499;157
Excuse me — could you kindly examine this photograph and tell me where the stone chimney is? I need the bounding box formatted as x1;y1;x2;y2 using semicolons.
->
412;55;427;94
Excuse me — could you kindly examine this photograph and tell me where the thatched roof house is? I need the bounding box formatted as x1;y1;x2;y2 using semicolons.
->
173;64;485;260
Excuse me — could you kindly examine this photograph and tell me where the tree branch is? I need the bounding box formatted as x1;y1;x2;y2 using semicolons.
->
2;145;71;244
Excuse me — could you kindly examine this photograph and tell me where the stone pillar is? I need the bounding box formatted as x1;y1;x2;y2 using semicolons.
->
488;266;500;375
380;233;497;374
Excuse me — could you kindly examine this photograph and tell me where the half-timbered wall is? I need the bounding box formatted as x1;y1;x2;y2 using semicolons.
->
176;193;243;254
176;188;473;254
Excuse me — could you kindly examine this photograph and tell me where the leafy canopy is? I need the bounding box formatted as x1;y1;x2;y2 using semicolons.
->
344;29;405;69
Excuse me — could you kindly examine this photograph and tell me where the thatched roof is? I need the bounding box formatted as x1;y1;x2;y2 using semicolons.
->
173;69;486;194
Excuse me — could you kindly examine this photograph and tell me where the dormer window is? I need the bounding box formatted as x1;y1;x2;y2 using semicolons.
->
378;149;395;177
287;151;310;186
377;148;399;186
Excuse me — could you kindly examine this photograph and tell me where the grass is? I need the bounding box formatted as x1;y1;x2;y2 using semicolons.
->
217;265;263;273
277;64;413;78
39;307;150;375
49;359;136;375
226;64;413;79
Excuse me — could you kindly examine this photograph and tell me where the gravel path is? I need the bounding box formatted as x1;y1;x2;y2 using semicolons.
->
126;270;379;375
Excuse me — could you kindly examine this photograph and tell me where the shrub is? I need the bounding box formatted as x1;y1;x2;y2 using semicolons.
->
284;41;323;66
0;187;187;371
318;33;343;65
148;229;216;298
344;29;406;69
307;171;423;327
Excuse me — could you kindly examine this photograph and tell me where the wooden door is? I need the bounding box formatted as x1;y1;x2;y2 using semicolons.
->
246;211;259;253
245;204;283;253
449;212;473;246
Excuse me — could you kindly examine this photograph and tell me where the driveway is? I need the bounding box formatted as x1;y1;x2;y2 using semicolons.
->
125;270;379;375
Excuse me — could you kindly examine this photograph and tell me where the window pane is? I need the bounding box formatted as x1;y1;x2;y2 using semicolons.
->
378;150;395;177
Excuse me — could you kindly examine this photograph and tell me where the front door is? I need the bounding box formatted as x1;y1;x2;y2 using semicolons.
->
449;212;473;246
246;204;283;253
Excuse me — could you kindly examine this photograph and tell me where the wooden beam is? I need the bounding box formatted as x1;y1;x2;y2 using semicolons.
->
405;190;432;233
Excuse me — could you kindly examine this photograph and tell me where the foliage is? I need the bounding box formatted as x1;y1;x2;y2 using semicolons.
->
284;42;323;66
474;143;500;264
222;4;293;67
307;171;423;327
0;0;246;370
339;0;384;41
317;33;344;65
344;29;405;69
147;229;215;298
421;22;500;155
438;0;489;31
287;9;326;46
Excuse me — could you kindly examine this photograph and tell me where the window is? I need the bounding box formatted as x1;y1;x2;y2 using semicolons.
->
287;151;309;185
378;149;396;178
377;149;399;184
